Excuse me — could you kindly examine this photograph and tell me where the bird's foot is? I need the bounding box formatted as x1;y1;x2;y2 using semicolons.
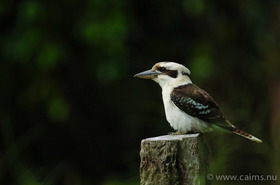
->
168;131;185;135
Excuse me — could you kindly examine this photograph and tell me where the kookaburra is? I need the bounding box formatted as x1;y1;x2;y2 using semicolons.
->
134;61;262;143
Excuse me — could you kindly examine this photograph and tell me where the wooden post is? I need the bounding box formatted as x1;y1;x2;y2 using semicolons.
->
140;134;209;185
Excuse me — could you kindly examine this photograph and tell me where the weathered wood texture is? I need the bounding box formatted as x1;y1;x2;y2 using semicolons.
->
140;134;209;185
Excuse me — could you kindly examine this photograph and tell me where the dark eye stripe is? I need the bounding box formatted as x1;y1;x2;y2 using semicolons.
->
166;70;178;78
182;71;190;77
158;67;166;72
157;67;178;78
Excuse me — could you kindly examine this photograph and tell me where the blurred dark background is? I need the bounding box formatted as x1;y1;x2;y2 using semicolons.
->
1;0;280;184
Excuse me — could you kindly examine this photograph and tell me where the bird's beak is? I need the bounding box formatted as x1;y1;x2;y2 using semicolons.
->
134;69;160;79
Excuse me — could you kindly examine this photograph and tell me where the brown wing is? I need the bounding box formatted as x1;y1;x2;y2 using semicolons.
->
171;84;226;123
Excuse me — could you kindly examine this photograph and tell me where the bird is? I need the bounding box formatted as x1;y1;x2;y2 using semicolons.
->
134;61;262;143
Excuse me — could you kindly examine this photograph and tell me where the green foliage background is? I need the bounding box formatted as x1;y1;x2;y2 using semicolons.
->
0;0;279;184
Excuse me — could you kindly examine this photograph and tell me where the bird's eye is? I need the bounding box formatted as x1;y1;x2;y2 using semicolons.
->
158;67;166;72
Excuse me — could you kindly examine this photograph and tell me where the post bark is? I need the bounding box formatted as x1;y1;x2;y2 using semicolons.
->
140;134;209;185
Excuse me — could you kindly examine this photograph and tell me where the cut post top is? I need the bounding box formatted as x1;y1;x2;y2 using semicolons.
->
142;133;200;142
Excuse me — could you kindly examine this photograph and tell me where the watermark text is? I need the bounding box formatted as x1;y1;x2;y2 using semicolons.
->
207;173;277;181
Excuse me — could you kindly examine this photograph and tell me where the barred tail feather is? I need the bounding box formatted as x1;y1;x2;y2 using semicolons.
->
227;123;262;143
217;122;262;143
231;126;262;143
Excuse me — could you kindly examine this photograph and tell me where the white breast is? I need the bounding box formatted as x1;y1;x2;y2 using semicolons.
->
161;85;212;133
